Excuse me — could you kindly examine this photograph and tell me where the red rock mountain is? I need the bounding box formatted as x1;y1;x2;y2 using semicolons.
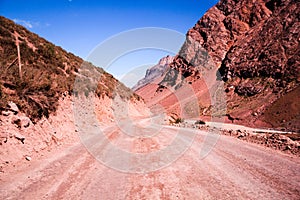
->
136;0;300;132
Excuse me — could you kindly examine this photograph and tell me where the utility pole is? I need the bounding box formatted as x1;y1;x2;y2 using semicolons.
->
14;31;22;80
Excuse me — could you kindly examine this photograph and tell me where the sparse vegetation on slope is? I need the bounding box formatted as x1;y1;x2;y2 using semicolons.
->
0;16;139;122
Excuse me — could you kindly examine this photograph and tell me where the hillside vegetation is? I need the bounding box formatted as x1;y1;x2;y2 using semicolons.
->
0;16;138;122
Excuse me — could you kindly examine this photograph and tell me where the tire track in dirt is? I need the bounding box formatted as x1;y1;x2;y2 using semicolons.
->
1;124;300;199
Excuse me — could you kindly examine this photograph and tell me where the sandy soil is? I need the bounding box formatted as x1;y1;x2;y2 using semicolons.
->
1;119;299;199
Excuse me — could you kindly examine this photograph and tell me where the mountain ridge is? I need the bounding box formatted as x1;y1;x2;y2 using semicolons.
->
132;55;174;91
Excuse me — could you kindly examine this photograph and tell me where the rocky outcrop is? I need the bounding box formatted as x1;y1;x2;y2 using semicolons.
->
158;0;281;88
219;0;299;85
167;0;272;77
169;0;280;79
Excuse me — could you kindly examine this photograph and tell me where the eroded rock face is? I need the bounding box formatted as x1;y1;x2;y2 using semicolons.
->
220;0;299;85
162;0;283;89
171;0;276;75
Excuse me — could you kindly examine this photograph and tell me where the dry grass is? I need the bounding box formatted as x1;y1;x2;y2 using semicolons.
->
0;16;140;122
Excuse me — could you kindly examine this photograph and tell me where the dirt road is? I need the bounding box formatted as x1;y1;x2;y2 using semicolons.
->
1;121;300;199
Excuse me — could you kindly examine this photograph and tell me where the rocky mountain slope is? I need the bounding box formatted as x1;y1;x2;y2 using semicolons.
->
136;0;300;132
132;55;173;91
0;16;148;170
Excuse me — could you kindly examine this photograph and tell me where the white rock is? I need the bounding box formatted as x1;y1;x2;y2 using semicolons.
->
2;111;10;116
20;116;31;128
8;101;19;113
14;133;25;144
25;156;31;161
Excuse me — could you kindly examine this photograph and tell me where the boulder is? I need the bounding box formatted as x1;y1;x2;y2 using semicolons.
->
25;156;31;161
14;133;25;144
20;116;31;128
2;111;10;116
7;101;19;114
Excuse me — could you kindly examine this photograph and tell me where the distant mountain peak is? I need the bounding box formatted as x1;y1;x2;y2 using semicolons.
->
132;55;174;91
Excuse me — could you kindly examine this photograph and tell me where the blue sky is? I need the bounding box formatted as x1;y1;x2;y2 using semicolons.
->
1;0;218;87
